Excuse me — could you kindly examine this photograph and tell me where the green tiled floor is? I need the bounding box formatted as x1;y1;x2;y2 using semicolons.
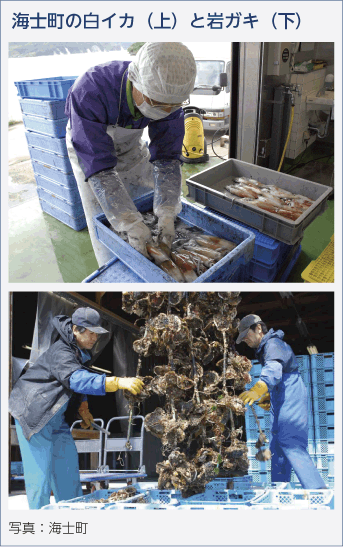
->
9;199;98;283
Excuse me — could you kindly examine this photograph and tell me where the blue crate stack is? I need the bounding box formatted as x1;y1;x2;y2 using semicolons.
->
204;207;301;282
14;77;87;231
309;353;335;487
244;354;334;487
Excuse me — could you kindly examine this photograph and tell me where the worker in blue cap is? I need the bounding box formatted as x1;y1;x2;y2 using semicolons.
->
65;42;197;265
9;307;144;509
237;314;326;489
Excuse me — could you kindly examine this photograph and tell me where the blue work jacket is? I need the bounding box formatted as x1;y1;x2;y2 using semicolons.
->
9;316;105;440
256;329;308;444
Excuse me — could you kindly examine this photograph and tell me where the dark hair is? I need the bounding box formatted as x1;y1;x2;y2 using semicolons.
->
250;321;268;334
72;325;86;334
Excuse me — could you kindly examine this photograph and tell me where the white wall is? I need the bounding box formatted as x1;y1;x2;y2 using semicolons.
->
286;68;328;159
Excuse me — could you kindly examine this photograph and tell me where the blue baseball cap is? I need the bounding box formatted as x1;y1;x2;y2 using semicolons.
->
72;307;109;334
236;314;262;344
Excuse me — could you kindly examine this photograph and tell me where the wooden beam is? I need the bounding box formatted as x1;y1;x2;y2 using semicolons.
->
238;293;333;314
95;292;106;307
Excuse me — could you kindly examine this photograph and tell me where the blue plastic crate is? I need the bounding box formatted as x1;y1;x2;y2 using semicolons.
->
296;355;311;372
176;503;250;510
314;454;329;471
35;174;79;202
37;187;84;217
205;207;291;265
327;476;334;488
83;257;145;283
39;198;87;231
319;469;330;483
43;502;155;511
248;457;267;472
246;430;271;444
309;413;334;428
183;488;262;505
246;413;272;432
93;194;255;284
19;98;67;119
311;383;334;398
250;241;301;283
23;114;68;137
42;486;183;510
25;130;68;155
15;76;77;99
309;425;334;441
246;257;282;283
203;477;254;491
327;442;335;454
42;486;151;510
245;232;295;282
249;470;270;484
312;397;334;414
33;160;76;186
230;242;301;282
327;455;334;475
249;488;333;508
146;489;181;505
309;368;334;385
311;353;334;372
29;146;72;172
247;440;271;455
299;369;312;384
278;243;302;282
206;476;254;490
248;456;271;472
308;439;329;455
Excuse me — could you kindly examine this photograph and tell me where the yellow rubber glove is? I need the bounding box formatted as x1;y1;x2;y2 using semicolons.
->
78;401;94;430
238;380;268;406
105;376;144;395
257;392;271;411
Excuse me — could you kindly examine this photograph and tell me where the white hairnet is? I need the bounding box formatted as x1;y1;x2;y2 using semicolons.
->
128;42;197;104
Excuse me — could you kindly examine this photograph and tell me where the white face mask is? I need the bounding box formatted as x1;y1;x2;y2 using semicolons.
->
136;99;172;120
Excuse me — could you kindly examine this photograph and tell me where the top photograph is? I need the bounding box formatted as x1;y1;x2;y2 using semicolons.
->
8;41;334;284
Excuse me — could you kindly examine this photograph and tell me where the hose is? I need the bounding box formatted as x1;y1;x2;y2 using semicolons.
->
211;128;229;160
277;105;295;172
286;154;334;175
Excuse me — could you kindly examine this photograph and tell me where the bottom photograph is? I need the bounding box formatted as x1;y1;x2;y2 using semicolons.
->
9;291;334;511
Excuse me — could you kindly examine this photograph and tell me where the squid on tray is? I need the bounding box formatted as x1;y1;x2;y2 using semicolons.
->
147;235;237;282
224;176;314;221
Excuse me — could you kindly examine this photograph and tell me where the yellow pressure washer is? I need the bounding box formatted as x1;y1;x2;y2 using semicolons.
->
181;106;209;164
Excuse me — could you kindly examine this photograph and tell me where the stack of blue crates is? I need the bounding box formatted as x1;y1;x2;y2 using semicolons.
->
204;207;301;282
245;354;334;486
14;76;87;231
307;353;334;487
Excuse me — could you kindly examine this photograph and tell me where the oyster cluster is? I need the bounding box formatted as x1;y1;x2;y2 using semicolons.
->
122;292;252;497
94;486;138;504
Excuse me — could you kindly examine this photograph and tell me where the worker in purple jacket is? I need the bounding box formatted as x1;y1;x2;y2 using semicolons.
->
65;42;197;265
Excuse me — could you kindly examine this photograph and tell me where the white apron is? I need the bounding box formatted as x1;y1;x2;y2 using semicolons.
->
66;118;153;266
